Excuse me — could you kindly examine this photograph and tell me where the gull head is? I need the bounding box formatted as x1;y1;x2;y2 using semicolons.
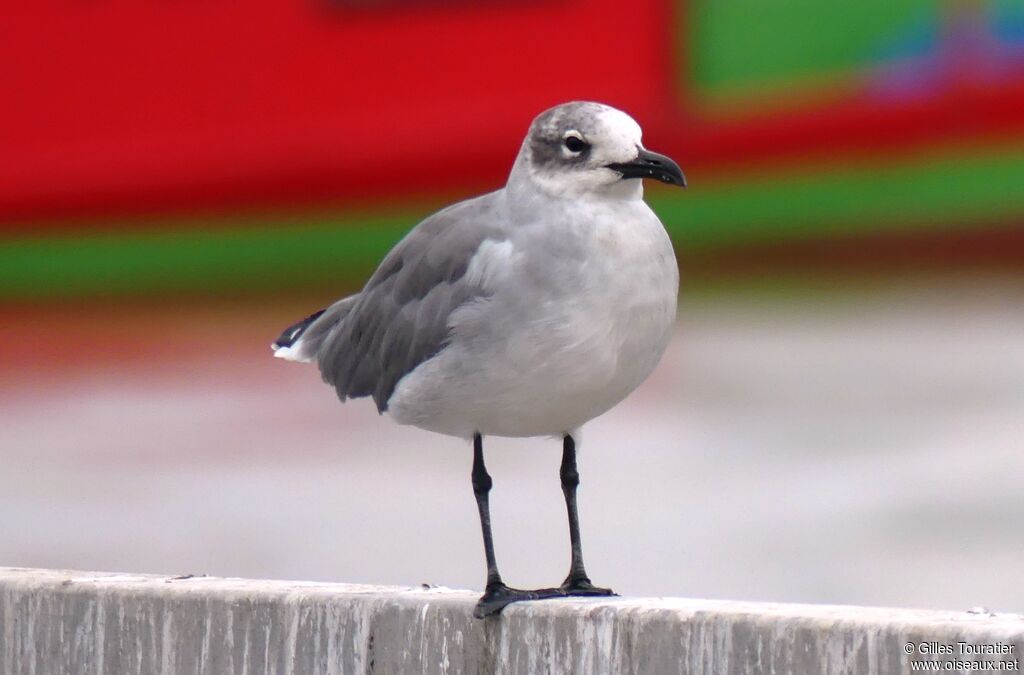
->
511;101;686;198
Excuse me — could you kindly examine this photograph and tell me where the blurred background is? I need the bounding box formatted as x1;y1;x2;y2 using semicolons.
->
1;0;1022;613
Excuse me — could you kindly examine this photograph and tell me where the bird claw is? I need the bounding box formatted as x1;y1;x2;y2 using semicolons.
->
473;578;617;618
560;575;617;597
473;583;567;618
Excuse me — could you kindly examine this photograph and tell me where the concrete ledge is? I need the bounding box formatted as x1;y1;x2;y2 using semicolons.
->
2;568;1023;674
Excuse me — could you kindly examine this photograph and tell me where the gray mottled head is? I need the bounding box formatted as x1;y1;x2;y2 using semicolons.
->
510;101;685;198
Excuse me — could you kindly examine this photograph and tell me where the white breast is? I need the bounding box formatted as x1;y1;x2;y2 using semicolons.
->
550;200;679;415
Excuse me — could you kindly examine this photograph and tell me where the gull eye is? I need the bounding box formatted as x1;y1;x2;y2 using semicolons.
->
563;133;587;153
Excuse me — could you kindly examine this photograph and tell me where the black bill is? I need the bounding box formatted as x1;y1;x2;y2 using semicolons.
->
607;148;686;187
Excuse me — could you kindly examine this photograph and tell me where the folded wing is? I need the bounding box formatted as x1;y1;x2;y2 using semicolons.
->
318;193;506;412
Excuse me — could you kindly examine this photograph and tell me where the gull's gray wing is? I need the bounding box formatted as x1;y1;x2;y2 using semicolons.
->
318;192;506;412
271;295;360;363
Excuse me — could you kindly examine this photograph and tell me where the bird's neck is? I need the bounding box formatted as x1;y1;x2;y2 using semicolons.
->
506;164;644;208
600;179;644;201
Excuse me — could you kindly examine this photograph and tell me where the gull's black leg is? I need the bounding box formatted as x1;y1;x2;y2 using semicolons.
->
558;434;615;597
472;432;502;590
472;433;566;618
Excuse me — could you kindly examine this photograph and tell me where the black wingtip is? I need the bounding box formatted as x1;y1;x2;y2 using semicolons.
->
274;309;325;349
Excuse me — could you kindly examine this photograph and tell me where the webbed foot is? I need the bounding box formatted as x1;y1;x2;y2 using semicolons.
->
559;574;617;597
473;583;567;618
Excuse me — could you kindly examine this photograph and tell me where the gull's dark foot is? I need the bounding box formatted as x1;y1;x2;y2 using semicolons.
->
560;575;617;597
473;583;567;618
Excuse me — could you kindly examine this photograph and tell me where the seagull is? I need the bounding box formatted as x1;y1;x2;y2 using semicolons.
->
273;101;685;618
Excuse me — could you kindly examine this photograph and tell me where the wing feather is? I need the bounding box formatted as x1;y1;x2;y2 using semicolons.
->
318;192;505;412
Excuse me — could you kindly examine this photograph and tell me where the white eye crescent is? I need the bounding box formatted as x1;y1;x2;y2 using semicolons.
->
563;131;588;154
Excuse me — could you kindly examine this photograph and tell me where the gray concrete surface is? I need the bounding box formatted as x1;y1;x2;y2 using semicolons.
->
2;567;1023;675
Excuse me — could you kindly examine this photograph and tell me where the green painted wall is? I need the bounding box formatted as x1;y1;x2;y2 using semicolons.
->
3;143;1022;300
687;0;931;97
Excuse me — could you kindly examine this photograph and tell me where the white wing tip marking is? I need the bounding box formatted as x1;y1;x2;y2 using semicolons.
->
272;342;313;363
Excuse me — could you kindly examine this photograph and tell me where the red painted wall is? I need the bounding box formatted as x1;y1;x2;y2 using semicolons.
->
3;0;1024;228
0;0;676;225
